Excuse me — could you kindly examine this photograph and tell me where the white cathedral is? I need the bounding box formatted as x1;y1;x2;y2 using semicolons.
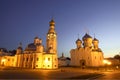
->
0;19;58;69
70;33;104;67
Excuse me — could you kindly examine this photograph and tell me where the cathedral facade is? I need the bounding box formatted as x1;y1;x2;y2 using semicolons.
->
70;33;104;67
0;19;58;69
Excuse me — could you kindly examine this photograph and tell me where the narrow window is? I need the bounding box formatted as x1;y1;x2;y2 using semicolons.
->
95;56;96;59
48;58;50;61
36;65;38;67
48;65;50;67
31;58;33;61
37;58;39;61
26;58;28;61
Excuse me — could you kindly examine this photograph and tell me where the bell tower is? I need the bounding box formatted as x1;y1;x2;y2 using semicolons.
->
46;19;57;53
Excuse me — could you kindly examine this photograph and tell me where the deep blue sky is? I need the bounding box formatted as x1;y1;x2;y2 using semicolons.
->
0;0;120;57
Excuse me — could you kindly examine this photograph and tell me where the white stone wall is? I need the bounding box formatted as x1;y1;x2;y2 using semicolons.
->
70;47;104;67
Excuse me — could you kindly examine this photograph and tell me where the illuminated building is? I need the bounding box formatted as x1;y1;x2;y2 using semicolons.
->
0;19;58;69
70;33;104;67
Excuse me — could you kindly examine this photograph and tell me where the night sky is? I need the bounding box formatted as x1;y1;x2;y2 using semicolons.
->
1;0;120;57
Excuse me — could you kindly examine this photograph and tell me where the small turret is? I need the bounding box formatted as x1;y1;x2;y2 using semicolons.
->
93;38;99;50
76;38;82;49
34;36;41;45
49;19;55;28
16;43;23;55
48;19;56;34
36;38;44;53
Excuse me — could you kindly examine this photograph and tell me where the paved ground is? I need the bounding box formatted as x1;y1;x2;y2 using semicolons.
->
0;67;99;79
0;66;120;79
96;71;120;79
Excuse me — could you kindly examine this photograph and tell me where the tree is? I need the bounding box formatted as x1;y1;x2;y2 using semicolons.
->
114;54;120;59
9;50;16;56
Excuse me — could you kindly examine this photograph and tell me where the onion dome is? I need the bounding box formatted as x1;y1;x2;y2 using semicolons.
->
76;38;82;44
34;36;39;39
82;33;92;40
25;43;36;51
93;38;99;42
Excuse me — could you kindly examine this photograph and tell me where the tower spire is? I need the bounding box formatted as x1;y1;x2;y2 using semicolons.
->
49;18;55;28
46;19;57;54
19;42;22;48
62;52;64;57
84;26;89;34
77;34;79;39
94;33;95;38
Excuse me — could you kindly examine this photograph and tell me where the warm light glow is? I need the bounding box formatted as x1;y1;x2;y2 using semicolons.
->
1;58;6;63
44;57;53;69
107;62;111;65
45;59;49;64
103;60;112;65
103;60;107;64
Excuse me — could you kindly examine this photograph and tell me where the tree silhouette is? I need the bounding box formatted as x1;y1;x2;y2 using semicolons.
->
114;54;120;59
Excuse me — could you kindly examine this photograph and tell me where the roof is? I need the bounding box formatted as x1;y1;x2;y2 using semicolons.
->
93;38;99;42
76;38;82;43
34;36;39;39
17;46;22;50
82;33;92;40
25;43;36;51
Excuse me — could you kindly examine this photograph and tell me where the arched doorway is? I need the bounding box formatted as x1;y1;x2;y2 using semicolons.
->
79;59;86;68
